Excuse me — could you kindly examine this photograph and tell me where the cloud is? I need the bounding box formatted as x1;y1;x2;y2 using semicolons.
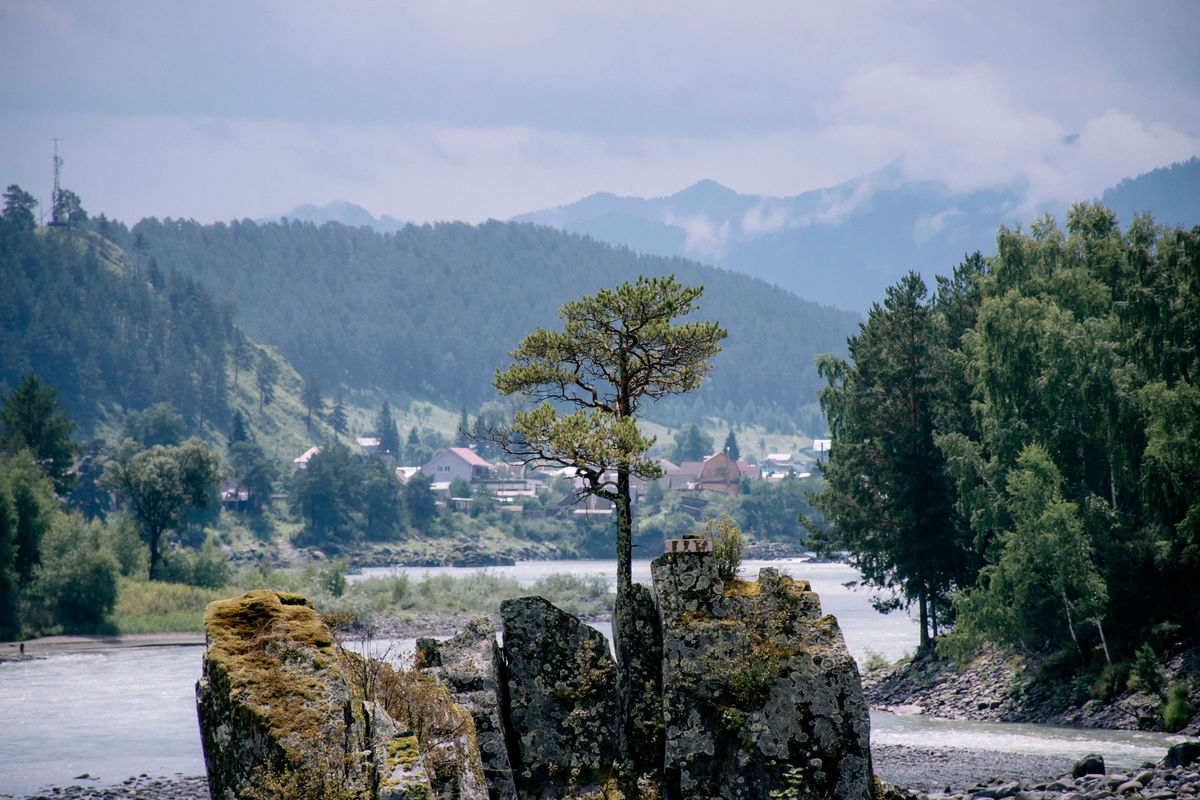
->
741;205;790;236
663;211;730;261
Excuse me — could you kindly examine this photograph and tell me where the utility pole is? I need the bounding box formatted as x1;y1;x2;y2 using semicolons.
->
50;139;65;226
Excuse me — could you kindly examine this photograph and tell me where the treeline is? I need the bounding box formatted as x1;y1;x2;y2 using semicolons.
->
812;204;1199;711
0;189;235;433
114;216;857;432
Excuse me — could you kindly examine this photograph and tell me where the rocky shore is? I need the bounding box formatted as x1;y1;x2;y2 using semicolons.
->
862;647;1200;736
11;745;1198;800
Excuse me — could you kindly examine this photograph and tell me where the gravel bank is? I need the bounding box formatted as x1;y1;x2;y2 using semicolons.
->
4;774;208;800
873;744;1074;793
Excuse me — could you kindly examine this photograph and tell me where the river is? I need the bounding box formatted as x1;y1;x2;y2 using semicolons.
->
0;558;1188;796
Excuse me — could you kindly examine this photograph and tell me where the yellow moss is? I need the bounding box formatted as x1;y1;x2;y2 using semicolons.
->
386;734;421;767
724;578;761;597
202;590;342;748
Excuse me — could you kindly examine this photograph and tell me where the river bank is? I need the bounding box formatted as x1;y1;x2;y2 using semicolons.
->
862;646;1200;737
10;747;1199;800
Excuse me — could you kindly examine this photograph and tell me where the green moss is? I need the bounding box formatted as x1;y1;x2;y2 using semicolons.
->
386;734;422;767
202;590;342;748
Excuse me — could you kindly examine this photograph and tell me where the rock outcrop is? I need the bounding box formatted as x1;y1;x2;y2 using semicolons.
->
500;596;618;797
653;551;874;800
418;617;519;800
196;590;438;800
199;553;875;800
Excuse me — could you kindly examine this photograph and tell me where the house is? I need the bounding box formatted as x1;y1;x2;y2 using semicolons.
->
419;447;492;484
812;439;831;462
665;453;761;494
292;445;322;471
356;436;382;454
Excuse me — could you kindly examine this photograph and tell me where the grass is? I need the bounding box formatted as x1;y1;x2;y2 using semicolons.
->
108;564;615;635
112;578;242;633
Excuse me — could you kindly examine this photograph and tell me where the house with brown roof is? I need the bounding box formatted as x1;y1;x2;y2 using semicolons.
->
665;453;761;494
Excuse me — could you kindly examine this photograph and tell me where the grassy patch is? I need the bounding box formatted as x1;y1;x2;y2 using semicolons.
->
112;578;240;633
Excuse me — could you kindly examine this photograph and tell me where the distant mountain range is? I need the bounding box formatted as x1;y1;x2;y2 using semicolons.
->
272;158;1199;313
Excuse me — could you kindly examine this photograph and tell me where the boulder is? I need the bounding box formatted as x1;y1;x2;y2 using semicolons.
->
196;589;437;800
613;581;665;783
418;617;519;800
653;552;874;800
1164;741;1200;768
500;595;618;797
1072;753;1106;777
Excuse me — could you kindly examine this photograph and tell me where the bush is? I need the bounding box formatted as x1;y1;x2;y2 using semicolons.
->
1128;644;1166;699
1163;682;1194;733
707;512;745;582
35;516;120;632
157;539;232;589
1092;661;1131;703
862;650;889;672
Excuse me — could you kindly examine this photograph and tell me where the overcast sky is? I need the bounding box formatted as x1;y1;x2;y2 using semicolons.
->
2;1;1198;226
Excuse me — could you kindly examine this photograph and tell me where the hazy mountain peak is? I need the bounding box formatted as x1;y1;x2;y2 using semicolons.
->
512;158;1198;313
261;201;408;233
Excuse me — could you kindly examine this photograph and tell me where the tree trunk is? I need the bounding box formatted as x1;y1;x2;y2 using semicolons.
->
918;588;930;654
613;463;636;796
1061;591;1084;660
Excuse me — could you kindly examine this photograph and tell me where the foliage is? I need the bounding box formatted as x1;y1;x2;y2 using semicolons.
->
291;446;408;545
1163;682;1194;733
669;423;714;463
110;577;235;633
722;429;739;460
2;185;38;231
1128;644;1166;699
810;271;972;651
861;650;889;672
731;472;821;542
122;402;186;448
1;374;77;494
0;450;61;637
100;437;222;579
376;401;400;456
122;216;855;430
32;514;119;632
707;512;745;582
0;219;236;435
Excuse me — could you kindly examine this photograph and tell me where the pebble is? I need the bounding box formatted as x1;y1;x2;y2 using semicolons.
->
8;774;208;800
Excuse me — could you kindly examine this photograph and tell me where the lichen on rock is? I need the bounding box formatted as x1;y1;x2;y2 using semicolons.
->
653;553;874;800
195;589;442;800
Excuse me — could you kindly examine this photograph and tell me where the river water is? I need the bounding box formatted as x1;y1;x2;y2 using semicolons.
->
0;558;1188;796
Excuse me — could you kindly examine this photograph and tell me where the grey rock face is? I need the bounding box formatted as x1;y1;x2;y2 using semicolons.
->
500;595;618;797
418;617;518;800
653;553;874;800
613;582;665;783
196;590;444;800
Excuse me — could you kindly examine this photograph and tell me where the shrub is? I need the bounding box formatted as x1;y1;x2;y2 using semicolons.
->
1091;662;1131;703
1128;643;1166;699
1163;682;1194;733
862;650;889;672
707;512;745;582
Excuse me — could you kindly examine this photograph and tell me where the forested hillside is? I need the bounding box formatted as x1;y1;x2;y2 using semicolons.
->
0;209;234;434
812;204;1200;714
117;218;860;433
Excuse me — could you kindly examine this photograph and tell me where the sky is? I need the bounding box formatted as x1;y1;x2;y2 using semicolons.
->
1;1;1198;226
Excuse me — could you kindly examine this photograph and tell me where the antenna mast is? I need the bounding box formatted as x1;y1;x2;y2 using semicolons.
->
51;139;64;226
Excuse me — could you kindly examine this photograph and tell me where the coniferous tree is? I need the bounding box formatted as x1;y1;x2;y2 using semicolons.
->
1;374;76;495
302;373;323;431
723;428;740;460
473;275;725;791
376;402;400;456
810;272;969;651
328;394;348;441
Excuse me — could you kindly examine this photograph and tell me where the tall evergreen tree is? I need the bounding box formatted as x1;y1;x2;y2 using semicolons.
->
473;275;725;791
376;402;400;456
723;428;740;460
302;373;323;431
327;394;348;441
810;272;969;651
1;374;76;495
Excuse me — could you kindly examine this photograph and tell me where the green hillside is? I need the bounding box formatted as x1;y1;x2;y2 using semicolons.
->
115;217;861;435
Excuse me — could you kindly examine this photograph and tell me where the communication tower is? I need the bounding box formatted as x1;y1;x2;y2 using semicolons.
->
51;139;64;226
